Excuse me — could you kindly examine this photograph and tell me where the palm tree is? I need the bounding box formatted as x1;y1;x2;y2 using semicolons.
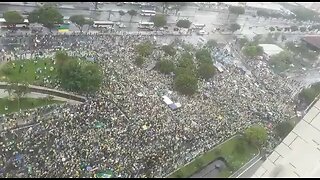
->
118;10;126;22
127;9;137;23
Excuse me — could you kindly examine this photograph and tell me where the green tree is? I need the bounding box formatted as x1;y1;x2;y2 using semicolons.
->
162;45;176;56
195;48;212;64
118;10;126;22
55;50;70;70
28;6;63;31
135;55;145;67
156;59;175;74
205;39;218;49
176;19;192;29
198;62;216;80
290;25;298;32
3;11;24;27
58;59;102;93
174;73;198;95
299;82;320;105
228;6;245;20
274;121;294;140
237;37;248;48
69;15;88;33
269;51;293;73
244;125;268;147
151;14;167;28
269;27;275;32
176;53;195;74
81;63;103;92
242;45;264;58
300;26;307;32
127;9;137;23
229;23;241;33
135;41;154;57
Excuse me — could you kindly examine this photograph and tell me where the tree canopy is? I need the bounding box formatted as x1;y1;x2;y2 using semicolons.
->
205;39;218;49
174;72;198;95
269;51;293;73
274;121;294;140
151;14;167;28
242;45;264;58
28;6;63;30
299;82;320;105
162;45;176;56
195;48;212;64
135;41;154;57
176;19;192;28
127;9;138;22
244;125;268;147
269;27;275;32
55;51;102;93
197;62;216;80
228;6;245;15
229;23;241;33
69;15;93;33
134;55;145;67
3;11;24;26
156;59;175;74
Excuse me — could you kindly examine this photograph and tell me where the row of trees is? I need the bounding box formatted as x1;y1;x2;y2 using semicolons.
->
55;51;102;93
153;41;219;95
257;6;320;23
3;6;140;32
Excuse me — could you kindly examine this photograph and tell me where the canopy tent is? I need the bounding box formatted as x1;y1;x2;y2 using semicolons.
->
162;95;173;105
168;103;181;111
95;170;114;178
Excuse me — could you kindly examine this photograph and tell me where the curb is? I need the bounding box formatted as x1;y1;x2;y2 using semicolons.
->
229;147;261;178
165;134;240;178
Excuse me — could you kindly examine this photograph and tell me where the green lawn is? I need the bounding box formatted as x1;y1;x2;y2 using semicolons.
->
0;97;62;114
0;58;58;85
168;135;259;178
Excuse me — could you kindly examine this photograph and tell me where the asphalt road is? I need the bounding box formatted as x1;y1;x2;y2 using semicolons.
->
190;159;227;178
0;2;313;36
238;159;265;178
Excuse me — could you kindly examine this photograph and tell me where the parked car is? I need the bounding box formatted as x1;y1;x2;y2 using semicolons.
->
197;30;208;35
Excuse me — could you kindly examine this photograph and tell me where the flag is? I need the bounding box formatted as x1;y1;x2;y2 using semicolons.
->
58;23;70;33
95;170;113;178
94;121;106;129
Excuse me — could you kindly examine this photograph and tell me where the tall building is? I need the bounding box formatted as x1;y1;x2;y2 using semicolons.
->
252;99;320;177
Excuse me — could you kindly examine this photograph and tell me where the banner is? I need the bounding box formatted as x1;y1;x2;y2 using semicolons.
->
95;170;114;178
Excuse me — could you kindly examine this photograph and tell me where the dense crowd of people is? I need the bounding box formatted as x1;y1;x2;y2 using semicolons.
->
0;32;300;178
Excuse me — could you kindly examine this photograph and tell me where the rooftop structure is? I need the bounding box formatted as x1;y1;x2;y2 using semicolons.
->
252;99;320;177
302;36;320;51
258;44;284;57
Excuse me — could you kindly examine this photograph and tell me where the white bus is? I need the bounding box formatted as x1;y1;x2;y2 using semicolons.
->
192;23;206;30
93;21;115;28
0;18;30;29
140;10;156;16
138;22;154;30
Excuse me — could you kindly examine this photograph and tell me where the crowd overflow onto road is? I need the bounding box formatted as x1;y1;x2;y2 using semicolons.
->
0;32;299;178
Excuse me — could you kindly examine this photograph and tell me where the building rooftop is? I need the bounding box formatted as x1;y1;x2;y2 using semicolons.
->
302;36;320;50
252;99;320;177
258;44;284;57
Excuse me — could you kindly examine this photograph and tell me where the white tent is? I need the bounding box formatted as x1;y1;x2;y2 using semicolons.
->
162;95;173;105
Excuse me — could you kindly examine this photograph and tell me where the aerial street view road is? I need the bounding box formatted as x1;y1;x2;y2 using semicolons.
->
0;1;320;178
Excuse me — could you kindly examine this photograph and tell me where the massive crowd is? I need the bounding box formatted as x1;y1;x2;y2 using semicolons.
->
0;32;300;178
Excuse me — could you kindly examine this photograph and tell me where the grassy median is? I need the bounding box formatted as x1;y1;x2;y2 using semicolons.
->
0;97;62;114
168;135;259;178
